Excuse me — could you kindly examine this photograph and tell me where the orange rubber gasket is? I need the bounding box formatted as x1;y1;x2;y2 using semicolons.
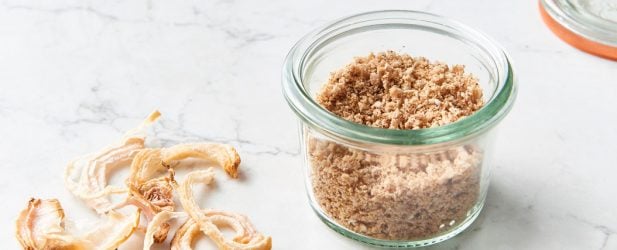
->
539;1;617;60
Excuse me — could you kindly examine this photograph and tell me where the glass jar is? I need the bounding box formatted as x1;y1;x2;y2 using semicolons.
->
282;10;517;247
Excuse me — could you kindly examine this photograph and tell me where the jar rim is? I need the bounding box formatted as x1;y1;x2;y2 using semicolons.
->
539;0;617;60
540;0;617;48
282;10;517;145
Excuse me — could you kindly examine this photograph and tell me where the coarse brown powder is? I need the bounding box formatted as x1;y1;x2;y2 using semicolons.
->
309;51;485;240
316;51;483;129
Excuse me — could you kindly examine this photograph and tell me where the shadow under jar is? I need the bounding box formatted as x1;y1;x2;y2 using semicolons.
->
282;10;517;248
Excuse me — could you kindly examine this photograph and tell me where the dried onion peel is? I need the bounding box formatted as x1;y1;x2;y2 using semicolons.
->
64;111;161;214
127;143;241;187
16;111;271;250
161;143;241;178
15;198;140;250
171;210;272;250
143;211;188;250
124;142;242;243
170;216;199;250
121;149;174;221
174;169;272;250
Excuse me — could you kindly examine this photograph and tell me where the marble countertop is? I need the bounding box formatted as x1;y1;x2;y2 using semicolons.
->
1;0;616;249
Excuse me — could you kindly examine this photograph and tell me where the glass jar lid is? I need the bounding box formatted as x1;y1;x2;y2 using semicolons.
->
540;0;617;60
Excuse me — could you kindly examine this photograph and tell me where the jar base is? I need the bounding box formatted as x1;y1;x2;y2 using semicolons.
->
310;198;486;248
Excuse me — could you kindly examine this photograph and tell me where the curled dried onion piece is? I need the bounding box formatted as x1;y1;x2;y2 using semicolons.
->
122;142;242;243
171;210;272;250
128;143;240;187
170;217;199;250
122;148;175;243
15;198;140;250
142;211;188;250
127;148;164;188
64;111;161;214
175;169;215;224
21;110;271;249
126;143;240;215
174;170;272;250
115;176;175;245
161;143;241;178
122;149;174;220
16;198;75;249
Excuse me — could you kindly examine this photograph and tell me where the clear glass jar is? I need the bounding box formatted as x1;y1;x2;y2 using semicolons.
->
282;10;517;248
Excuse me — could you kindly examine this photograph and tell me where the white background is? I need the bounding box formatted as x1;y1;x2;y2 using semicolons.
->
1;0;616;249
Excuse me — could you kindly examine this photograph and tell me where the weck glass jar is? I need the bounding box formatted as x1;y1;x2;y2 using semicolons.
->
282;10;517;247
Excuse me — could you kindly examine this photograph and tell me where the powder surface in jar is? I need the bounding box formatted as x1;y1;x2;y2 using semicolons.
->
316;51;483;129
309;51;485;240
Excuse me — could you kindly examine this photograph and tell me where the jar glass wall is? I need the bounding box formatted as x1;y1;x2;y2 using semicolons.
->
283;10;517;247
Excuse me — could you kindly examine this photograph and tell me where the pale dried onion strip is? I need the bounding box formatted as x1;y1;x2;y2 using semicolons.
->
64;111;161;214
175;169;215;224
122;149;173;220
16;198;73;249
128;143;241;186
162;143;241;178
64;141;141;213
123;142;242;243
175;170;272;250
206;211;266;245
16;111;272;250
123;149;175;243
125;143;240;211
143;211;188;250
15;198;140;250
111;176;176;244
171;210;272;250
170;217;199;250
127;148;164;188
134;142;245;249
80;210;141;249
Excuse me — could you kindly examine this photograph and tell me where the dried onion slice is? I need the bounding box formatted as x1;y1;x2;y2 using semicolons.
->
128;143;240;187
122;149;173;217
115;175;177;244
161;143;241;178
127;148;164;188
15;198;140;250
135;140;244;248
171;210;272;250
126;143;240;205
16;198;74;249
175;169;215;224
175;170;272;250
64;111;161;214
122;149;175;243
17;110;272;250
80;210;141;249
122;142;242;243
142;211;188;250
170;217;199;250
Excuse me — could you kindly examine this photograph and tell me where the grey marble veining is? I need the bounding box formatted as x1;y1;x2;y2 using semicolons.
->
1;0;616;249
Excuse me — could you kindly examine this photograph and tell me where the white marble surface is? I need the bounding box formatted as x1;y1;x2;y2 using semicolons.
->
1;0;617;249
